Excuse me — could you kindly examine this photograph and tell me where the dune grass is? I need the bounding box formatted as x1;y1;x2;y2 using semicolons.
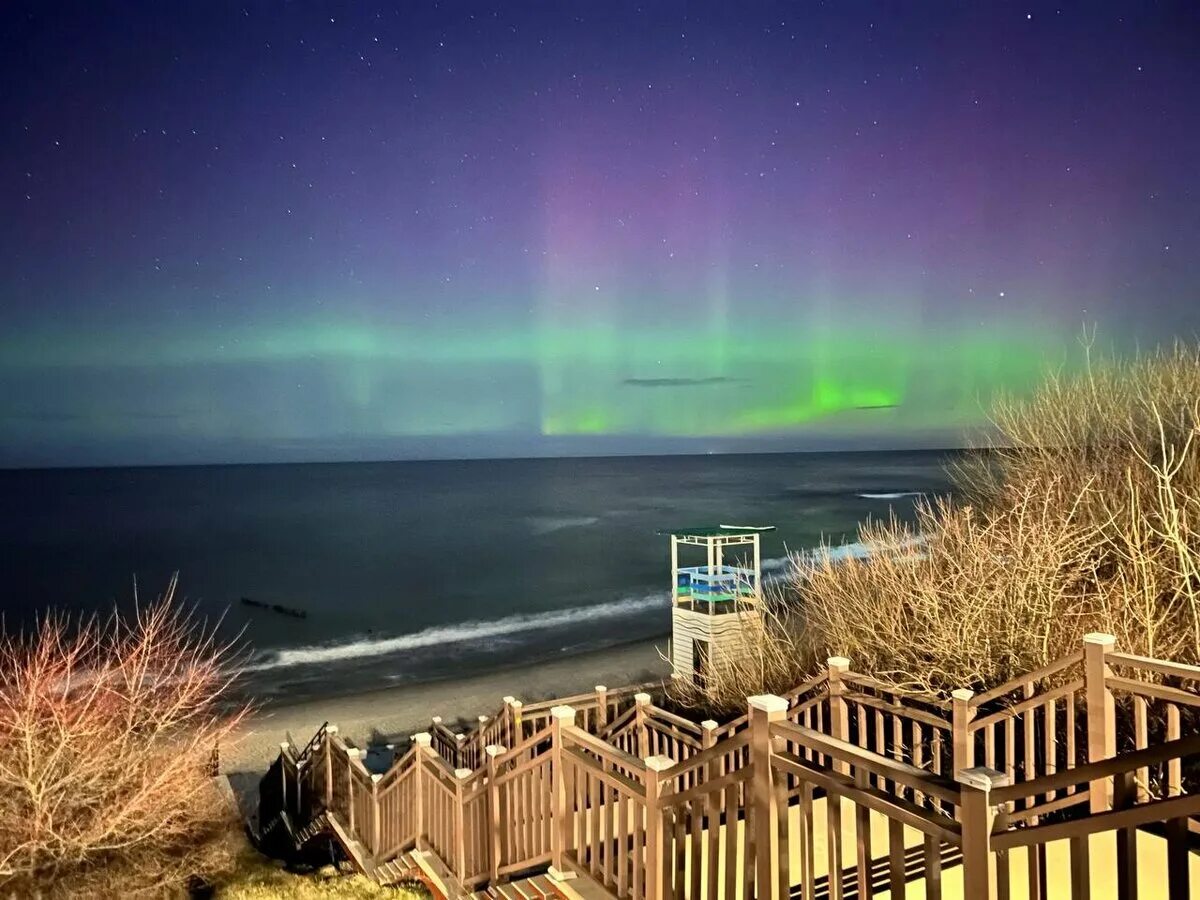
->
212;847;427;899
667;336;1200;714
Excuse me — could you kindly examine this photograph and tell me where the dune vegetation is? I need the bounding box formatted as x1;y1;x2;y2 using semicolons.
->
668;337;1200;715
211;850;427;899
0;578;250;897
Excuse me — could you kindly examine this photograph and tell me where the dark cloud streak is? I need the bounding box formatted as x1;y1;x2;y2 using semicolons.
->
622;377;746;388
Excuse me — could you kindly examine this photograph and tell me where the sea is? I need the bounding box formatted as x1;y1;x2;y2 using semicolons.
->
0;451;956;704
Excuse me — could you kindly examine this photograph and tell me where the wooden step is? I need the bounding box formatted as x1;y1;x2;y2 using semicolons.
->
526;875;560;898
409;849;466;899
375;850;425;885
482;875;561;900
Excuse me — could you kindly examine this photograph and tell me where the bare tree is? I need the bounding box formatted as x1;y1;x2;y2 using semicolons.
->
0;576;251;897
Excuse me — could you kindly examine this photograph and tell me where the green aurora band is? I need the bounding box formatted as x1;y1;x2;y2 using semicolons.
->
0;317;1072;449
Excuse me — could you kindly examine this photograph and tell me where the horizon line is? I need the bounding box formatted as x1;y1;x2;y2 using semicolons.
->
0;443;988;475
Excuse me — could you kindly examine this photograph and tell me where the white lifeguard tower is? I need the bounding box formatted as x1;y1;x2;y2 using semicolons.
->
660;524;775;685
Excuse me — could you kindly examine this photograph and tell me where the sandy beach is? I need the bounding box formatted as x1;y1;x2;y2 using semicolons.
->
226;638;671;776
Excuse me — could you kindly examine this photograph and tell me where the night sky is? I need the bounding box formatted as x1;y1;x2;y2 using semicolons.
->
2;3;1198;468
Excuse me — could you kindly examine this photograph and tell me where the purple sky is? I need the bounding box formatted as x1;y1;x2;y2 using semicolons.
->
1;2;1198;466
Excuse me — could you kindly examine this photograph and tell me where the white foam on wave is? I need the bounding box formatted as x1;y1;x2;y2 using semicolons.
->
527;515;601;534
810;541;874;562
857;492;924;500
245;539;923;674
244;591;666;672
801;535;927;567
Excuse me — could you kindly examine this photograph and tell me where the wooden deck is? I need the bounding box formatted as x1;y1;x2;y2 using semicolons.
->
260;633;1200;899
646;798;1200;900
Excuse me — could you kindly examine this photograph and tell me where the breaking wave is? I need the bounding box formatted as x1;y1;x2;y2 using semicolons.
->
526;515;601;534
244;591;666;672
242;539;921;674
759;556;792;572
857;492;924;500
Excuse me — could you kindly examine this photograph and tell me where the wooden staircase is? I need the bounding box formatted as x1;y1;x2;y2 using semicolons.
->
467;873;561;899
260;799;567;899
374;848;565;899
373;850;425;885
291;810;332;847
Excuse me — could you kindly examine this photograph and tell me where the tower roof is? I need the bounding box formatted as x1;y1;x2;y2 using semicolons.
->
657;524;775;538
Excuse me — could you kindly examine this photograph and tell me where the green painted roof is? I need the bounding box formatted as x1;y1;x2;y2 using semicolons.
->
657;524;775;537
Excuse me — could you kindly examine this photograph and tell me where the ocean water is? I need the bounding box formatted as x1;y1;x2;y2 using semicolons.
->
0;451;956;703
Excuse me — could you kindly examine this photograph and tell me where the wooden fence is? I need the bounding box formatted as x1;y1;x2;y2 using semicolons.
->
425;684;651;774
263;633;1200;898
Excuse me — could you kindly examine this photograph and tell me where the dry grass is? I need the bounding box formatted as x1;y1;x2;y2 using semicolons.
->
671;337;1200;711
802;337;1200;696
213;848;426;899
0;576;252;897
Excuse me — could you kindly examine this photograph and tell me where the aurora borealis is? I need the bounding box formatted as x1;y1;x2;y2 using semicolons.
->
2;3;1199;467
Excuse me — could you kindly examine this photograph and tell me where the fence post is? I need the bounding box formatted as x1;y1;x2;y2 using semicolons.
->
635;692;652;759
345;748;359;834
958;766;1008;900
595;685;609;731
508;700;523;744
502;696;517;746
485;744;506;883
324;726;338;810
549;705;577;881
952;688;976;778
701;719;719;791
644;755;674;900
413;733;432;849
701;719;721;875
827;656;851;774
453;767;472;883
370;773;382;857
1084;632;1116;812
750;694;789;900
279;743;290;815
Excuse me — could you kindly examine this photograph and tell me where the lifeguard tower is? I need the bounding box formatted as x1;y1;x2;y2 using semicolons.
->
660;524;775;684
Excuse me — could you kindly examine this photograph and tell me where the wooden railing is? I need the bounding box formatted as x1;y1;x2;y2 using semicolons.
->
605;693;705;766
425;683;651;772
489;723;555;881
656;725;756;899
264;632;1200;898
989;734;1200;898
765;698;968;900
557;711;654;897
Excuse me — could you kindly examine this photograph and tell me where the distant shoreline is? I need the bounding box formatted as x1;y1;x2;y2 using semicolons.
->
226;637;671;774
0;445;969;474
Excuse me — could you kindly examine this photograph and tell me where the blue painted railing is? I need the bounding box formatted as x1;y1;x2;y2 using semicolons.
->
675;565;757;603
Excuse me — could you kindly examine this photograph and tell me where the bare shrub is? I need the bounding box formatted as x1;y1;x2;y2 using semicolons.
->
0;576;251;897
795;337;1200;696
